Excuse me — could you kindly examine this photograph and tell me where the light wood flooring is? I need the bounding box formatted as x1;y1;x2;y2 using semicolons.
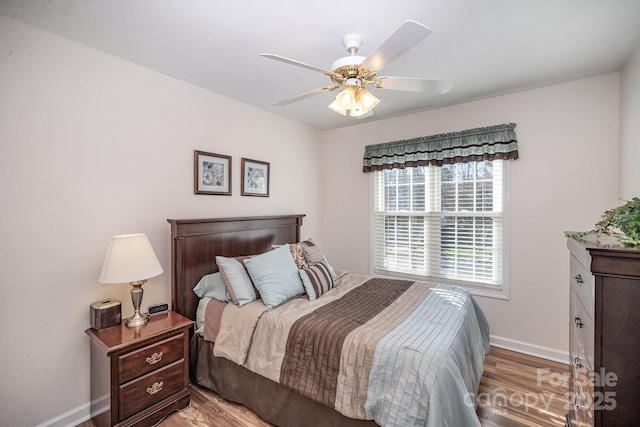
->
78;346;569;427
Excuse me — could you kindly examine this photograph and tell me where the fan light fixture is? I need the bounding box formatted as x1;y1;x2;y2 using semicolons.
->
328;79;380;117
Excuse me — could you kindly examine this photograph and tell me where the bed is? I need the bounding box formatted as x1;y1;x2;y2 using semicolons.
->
168;215;490;427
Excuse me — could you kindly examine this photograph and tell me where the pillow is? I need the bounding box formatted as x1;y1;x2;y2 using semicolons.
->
194;297;212;335
232;255;261;299
243;244;305;309
299;261;334;301
216;256;257;306
299;239;337;279
272;243;308;269
192;272;231;302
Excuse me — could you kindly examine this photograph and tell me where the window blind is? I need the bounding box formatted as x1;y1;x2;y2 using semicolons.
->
367;124;517;295
373;161;505;292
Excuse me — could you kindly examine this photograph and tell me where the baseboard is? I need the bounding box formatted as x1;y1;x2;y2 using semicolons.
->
490;335;569;364
34;401;91;427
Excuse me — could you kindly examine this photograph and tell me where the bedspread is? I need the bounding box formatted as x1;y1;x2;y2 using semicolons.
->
212;272;490;427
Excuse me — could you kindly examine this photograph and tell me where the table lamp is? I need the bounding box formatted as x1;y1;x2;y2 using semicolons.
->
98;233;163;327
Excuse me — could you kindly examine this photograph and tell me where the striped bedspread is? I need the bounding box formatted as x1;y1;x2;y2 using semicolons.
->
213;272;490;427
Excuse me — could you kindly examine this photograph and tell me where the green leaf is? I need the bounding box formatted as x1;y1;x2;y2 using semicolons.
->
566;197;640;247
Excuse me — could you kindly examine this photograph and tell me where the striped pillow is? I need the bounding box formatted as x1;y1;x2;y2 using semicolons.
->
300;239;337;279
299;261;334;301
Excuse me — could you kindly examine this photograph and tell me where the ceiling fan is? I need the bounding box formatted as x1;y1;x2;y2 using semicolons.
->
261;20;453;118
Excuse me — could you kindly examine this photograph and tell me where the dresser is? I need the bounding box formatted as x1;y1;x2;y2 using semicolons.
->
567;235;640;427
86;311;193;427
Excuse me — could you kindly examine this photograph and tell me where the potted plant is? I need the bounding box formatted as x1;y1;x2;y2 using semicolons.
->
567;197;640;247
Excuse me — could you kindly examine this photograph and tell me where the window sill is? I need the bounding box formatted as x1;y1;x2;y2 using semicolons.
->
371;270;510;300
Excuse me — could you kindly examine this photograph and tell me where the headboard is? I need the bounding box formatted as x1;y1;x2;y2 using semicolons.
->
167;215;305;321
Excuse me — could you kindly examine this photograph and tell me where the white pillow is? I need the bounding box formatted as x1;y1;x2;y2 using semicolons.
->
216;256;257;306
194;297;212;335
243;244;304;309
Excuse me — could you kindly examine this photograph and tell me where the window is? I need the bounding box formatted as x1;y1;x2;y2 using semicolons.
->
372;160;508;297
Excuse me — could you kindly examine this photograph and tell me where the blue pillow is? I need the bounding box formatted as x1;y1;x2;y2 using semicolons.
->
243;244;304;309
216;256;257;306
192;272;231;302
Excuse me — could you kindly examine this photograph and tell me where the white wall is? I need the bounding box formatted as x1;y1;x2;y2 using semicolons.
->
0;16;323;427
321;73;621;360
620;42;640;200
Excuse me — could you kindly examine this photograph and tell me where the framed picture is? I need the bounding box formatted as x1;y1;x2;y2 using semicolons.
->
194;150;231;195
241;158;270;197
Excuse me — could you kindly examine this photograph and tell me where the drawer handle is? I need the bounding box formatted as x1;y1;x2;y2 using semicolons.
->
574;274;584;284
571;394;589;411
146;352;163;365
574;317;584;329
146;381;163;395
575;401;589;411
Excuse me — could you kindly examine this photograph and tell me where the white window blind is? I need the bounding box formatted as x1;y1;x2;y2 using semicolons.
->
373;160;506;293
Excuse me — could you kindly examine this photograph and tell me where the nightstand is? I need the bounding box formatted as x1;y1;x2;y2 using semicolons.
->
85;311;194;427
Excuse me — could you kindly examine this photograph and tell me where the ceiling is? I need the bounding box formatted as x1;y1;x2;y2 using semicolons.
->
2;0;640;131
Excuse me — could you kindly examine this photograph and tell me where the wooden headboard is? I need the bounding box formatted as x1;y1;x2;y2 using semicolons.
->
167;215;305;320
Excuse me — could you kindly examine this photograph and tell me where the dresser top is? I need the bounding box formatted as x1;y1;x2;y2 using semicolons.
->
567;232;640;252
567;233;640;278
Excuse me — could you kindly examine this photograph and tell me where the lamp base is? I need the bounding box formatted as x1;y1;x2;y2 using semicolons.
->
125;311;149;327
126;280;149;327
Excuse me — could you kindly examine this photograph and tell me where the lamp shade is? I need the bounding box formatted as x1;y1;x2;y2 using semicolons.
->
98;233;163;284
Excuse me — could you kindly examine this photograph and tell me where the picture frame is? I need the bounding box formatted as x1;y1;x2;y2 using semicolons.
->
241;158;270;197
194;150;232;195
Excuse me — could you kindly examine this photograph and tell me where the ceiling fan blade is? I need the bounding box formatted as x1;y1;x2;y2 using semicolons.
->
360;20;432;72
272;85;339;106
261;54;340;78
376;76;453;94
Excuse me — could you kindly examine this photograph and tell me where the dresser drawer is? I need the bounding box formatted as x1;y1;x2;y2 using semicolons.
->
118;359;185;421
573;382;594;427
570;255;594;317
571;290;594;370
118;333;184;384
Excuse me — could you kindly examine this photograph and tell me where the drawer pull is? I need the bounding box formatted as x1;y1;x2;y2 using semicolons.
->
146;352;163;365
575;401;589;411
146;381;163;395
574;317;584;328
571;394;589;411
574;274;584;284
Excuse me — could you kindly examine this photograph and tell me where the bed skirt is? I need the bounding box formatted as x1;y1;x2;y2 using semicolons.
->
191;334;379;427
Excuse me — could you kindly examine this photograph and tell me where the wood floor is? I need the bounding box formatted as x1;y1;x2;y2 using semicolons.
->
78;346;569;427
476;347;569;427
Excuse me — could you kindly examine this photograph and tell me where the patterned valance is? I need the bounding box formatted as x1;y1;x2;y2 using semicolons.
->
362;123;518;172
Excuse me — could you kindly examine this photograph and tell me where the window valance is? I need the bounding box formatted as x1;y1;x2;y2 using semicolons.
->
362;123;518;172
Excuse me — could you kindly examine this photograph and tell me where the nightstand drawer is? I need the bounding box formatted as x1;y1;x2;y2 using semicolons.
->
119;359;185;421
118;333;184;384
